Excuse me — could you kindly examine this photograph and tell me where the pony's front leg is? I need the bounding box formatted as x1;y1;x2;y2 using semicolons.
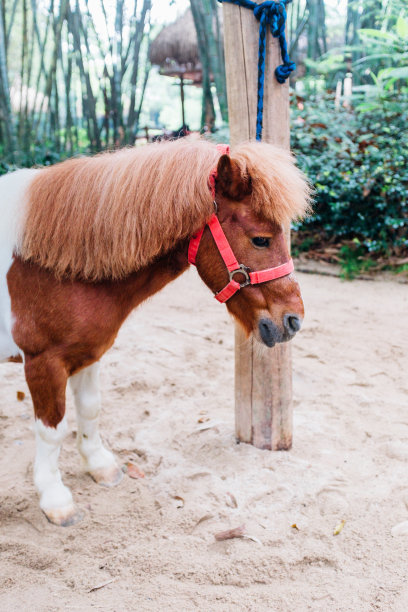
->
25;355;83;526
34;417;83;526
69;363;122;487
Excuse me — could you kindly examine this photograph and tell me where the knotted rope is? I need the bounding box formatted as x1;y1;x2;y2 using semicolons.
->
218;0;295;140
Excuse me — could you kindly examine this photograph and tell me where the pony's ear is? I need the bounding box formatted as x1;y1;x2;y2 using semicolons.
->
216;155;252;200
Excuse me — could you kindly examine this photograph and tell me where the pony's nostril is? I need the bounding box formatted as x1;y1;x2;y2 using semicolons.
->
284;313;302;335
258;318;279;347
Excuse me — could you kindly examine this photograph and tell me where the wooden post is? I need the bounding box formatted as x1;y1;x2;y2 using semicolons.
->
223;2;293;450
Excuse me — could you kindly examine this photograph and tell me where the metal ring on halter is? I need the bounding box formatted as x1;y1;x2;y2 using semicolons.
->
213;200;218;213
229;264;251;288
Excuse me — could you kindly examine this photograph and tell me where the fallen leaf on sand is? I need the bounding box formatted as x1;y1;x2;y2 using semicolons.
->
126;462;145;479
16;391;25;401
215;524;246;541
173;496;184;508
191;514;214;532
226;492;238;508
333;520;346;536
194;420;223;433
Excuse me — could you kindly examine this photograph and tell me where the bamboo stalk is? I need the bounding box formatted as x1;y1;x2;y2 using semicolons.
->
0;0;17;158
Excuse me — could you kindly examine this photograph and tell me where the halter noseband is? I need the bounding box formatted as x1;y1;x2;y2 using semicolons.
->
188;144;294;303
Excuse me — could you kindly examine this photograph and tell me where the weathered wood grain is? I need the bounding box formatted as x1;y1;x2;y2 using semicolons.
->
223;1;293;450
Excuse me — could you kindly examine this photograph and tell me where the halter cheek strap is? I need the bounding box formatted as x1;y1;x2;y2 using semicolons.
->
188;144;294;303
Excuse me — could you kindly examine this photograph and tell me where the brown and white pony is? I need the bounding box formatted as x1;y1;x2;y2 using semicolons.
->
0;137;310;526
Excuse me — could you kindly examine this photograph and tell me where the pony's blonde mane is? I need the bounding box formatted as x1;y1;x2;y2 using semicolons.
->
19;137;311;281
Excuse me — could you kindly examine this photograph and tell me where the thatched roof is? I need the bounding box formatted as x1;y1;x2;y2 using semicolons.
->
149;10;200;73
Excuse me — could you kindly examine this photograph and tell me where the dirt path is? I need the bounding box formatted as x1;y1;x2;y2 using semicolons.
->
0;270;407;611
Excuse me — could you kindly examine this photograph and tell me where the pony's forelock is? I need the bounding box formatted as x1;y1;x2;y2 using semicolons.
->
19;137;311;281
232;141;313;226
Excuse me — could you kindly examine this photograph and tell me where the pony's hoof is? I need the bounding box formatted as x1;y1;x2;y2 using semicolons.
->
43;504;85;527
90;464;123;487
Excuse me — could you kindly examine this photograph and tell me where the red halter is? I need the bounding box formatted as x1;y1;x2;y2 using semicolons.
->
188;144;294;303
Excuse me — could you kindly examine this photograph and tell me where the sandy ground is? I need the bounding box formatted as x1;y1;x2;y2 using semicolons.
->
0;269;407;611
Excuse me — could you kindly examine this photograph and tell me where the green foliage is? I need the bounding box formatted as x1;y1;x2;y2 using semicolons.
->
0;139;89;176
354;16;408;98
292;12;408;263
1;0;406;274
392;262;408;275
291;235;316;257
291;94;408;258
338;240;377;280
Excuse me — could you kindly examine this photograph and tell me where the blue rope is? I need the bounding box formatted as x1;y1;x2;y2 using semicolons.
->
218;0;295;140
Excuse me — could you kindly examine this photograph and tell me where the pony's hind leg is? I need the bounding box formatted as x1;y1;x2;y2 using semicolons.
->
25;355;83;526
70;362;122;487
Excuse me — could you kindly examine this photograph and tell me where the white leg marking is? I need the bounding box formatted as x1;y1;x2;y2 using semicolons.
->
0;250;18;359
70;363;122;486
34;417;81;525
0;169;40;360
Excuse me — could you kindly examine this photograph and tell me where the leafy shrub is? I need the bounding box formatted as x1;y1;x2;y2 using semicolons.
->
291;94;408;257
2;96;407;264
0;137;92;176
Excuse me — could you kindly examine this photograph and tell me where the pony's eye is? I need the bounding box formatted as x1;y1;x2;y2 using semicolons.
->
251;237;270;248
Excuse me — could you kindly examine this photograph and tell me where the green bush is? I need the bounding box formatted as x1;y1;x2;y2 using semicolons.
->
2;97;407;264
291;95;408;257
0;143;73;176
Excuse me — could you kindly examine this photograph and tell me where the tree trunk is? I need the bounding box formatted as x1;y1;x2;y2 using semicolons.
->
306;0;322;59
69;1;101;150
35;0;68;141
0;0;17;158
190;0;216;129
345;0;361;83
203;0;228;122
126;0;151;141
112;0;124;146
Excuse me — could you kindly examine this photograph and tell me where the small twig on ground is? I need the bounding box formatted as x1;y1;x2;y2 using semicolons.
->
191;514;214;533
225;492;238;508
89;578;117;592
242;534;262;545
21;517;43;533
